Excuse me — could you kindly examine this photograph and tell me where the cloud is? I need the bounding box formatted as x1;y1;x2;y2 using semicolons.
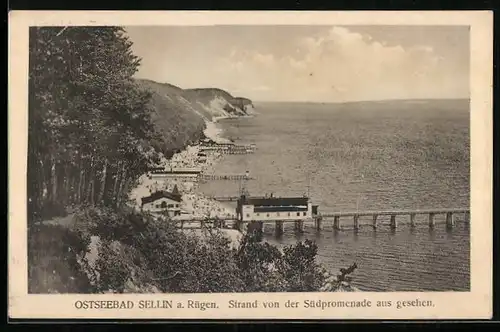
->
219;26;467;102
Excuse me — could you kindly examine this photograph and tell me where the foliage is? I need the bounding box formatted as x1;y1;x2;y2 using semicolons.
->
27;223;94;293
28;26;162;222
94;240;132;293
280;239;325;291
235;232;326;292
135;79;208;158
28;208;343;294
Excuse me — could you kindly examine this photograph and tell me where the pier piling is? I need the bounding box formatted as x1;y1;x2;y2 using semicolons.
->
258;221;264;234
353;215;359;230
446;212;455;228
275;221;284;236
372;215;378;229
233;220;242;231
428;213;435;228
294;220;304;233
390;215;397;229
410;213;416;227
315;217;322;231
333;216;340;230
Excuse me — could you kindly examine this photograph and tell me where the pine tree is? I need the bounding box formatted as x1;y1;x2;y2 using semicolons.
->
28;26;161;222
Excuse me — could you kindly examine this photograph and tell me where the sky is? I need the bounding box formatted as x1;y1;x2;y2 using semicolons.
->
125;25;469;102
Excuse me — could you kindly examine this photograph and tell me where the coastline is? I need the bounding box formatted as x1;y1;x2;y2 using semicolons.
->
129;117;244;245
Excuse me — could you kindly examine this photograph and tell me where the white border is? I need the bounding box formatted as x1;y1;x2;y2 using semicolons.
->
8;10;493;320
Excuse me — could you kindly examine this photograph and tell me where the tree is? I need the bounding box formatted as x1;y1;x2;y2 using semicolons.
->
28;26;161;222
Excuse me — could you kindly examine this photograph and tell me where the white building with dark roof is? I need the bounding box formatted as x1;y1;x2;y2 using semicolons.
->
141;189;183;217
236;195;318;222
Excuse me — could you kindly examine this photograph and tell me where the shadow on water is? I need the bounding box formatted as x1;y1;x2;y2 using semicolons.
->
428;226;437;241
332;229;341;242
294;231;304;241
353;229;359;241
409;224;417;235
446;224;455;237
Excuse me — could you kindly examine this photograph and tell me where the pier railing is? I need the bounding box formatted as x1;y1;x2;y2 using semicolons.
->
319;208;469;217
171;208;470;232
199;145;256;154
200;174;255;181
318;208;470;231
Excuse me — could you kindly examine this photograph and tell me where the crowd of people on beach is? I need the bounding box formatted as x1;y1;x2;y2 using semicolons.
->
129;123;237;220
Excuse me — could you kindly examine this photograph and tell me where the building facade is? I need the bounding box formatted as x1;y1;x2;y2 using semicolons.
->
236;195;316;222
141;190;182;217
150;173;199;182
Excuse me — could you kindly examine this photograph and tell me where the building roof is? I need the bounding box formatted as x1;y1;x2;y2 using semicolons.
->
141;191;182;205
164;170;201;174
240;196;309;207
254;206;308;213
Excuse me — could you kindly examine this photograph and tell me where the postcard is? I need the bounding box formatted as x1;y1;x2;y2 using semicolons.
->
8;10;493;320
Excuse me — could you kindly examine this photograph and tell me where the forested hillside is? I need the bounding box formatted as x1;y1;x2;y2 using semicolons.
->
28;26;163;222
27;27;254;222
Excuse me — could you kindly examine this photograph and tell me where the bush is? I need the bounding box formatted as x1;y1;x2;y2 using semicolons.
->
235;233;326;292
94;240;132;293
28;224;93;293
29;207;346;293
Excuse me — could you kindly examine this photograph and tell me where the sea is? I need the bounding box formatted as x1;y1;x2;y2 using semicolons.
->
199;99;470;292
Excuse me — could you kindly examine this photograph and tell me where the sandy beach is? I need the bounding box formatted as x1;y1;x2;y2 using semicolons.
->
128;118;244;244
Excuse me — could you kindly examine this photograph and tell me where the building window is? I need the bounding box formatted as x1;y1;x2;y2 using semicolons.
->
288;213;291;216
167;204;174;208
266;213;270;217
156;204;160;208
246;214;250;218
297;212;300;216
161;201;167;208
277;212;280;217
256;213;260;217
303;212;307;216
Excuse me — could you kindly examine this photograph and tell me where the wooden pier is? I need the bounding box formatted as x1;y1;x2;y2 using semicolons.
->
200;174;255;181
171;208;470;234
199;145;256;155
320;208;470;230
218;149;255;155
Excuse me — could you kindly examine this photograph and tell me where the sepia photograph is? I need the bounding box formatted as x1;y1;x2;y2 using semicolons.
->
8;11;492;320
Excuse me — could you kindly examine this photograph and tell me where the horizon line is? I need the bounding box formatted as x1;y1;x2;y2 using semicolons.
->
250;97;471;104
134;78;470;104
